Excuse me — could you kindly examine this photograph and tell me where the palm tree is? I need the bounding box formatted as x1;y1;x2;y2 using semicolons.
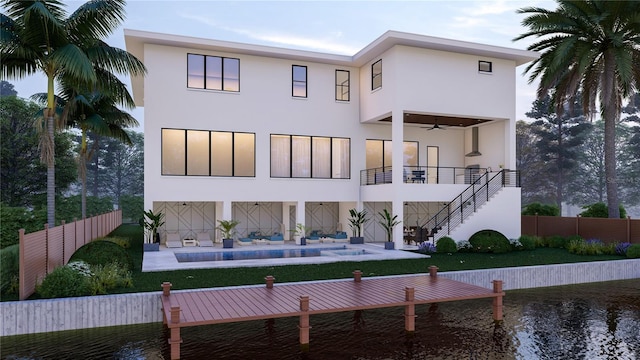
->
1;0;145;225
514;0;640;218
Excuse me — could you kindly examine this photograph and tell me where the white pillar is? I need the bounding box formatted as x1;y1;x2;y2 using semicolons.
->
296;200;306;244
392;109;405;249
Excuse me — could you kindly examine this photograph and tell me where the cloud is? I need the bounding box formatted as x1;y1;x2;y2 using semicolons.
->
179;12;358;55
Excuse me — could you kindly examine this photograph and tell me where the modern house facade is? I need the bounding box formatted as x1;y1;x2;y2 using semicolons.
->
125;29;538;249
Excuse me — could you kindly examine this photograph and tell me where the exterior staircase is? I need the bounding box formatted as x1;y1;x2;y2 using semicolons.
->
421;170;520;241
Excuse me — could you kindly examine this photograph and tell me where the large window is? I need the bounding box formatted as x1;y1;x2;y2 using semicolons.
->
335;70;350;101
365;140;418;169
426;146;439;183
271;134;350;179
162;128;254;176
371;59;382;90
292;65;307;98
187;54;240;91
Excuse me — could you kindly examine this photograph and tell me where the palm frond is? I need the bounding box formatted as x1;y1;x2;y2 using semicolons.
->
66;0;125;42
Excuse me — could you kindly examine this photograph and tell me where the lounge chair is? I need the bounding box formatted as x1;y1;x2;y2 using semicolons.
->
166;233;182;248
197;232;214;247
268;232;284;245
237;238;254;246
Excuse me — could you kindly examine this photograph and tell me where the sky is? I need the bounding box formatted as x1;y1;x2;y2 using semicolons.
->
7;0;558;130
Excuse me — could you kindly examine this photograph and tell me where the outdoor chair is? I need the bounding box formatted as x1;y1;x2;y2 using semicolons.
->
166;233;182;248
197;232;214;247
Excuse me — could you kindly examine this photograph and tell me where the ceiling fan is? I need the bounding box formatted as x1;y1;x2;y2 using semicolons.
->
420;119;447;131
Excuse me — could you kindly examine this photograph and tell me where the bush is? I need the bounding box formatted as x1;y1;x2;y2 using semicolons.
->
89;262;133;295
417;242;436;254
579;202;627;218
518;235;537;250
615;242;631;256
436;236;457;253
469;230;511;253
627;244;640;259
70;240;134;271
37;266;92;298
521;203;559;216
0;245;19;294
547;235;572;249
0;203;46;248
567;238;617;256
456;240;473;253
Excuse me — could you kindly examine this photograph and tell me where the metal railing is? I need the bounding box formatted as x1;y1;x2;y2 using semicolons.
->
421;170;520;240
360;166;490;185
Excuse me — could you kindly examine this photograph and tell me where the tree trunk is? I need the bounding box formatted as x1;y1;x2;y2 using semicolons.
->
47;110;55;226
602;50;620;218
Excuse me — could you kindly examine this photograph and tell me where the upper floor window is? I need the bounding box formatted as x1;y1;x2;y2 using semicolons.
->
271;134;350;179
187;54;240;91
478;60;492;73
162;128;254;177
335;70;350;101
292;65;307;98
371;59;382;90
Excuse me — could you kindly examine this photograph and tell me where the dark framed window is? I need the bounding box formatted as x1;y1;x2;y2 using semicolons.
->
478;60;492;73
371;59;382;90
187;53;240;91
162;128;254;177
270;134;350;179
335;70;350;101
292;65;307;97
365;139;418;169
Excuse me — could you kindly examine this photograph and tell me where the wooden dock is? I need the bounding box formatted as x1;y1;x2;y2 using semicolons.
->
161;267;504;359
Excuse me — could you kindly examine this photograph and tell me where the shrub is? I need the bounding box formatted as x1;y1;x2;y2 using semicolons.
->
626;244;640;259
521;202;559;216
70;240;134;271
67;260;93;277
518;235;537;250
469;230;511;253
615;242;632;256
436;236;457;253
0;245;19;295
547;235;571;249
579;202;627;218
417;242;436;254
89;262;133;295
509;238;523;251
456;240;473;253
37;266;92;298
568;238;616;256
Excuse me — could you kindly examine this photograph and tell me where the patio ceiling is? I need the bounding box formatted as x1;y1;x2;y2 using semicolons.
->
379;113;491;128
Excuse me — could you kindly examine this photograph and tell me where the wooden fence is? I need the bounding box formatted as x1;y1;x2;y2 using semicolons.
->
18;210;122;300
521;215;639;244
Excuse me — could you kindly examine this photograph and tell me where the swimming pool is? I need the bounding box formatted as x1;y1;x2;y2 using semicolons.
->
174;246;367;262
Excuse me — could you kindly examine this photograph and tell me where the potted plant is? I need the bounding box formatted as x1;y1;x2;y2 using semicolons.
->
348;208;368;244
378;209;401;250
294;223;308;245
217;219;240;248
142;209;164;251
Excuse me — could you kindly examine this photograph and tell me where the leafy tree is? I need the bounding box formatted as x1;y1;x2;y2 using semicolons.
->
0;95;76;208
579;202;626;219
0;80;17;96
515;0;640;218
94;131;144;203
521;202;560;216
517;120;554;205
525;93;591;211
1;0;146;226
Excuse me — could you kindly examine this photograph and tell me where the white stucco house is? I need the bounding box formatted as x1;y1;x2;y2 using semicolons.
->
125;29;538;249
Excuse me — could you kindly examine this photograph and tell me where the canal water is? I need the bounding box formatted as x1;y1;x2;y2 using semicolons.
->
2;279;639;359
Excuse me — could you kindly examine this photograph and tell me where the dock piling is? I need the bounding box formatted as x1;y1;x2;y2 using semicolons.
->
492;280;504;323
404;287;416;332
169;306;182;359
299;295;311;352
353;270;362;282
429;265;438;278
265;275;275;289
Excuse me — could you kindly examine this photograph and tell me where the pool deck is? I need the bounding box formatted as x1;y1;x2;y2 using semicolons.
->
142;242;427;272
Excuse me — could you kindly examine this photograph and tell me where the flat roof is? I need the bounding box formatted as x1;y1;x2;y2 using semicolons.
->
125;29;539;106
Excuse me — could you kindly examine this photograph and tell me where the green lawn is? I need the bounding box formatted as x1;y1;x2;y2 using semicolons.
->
108;225;625;294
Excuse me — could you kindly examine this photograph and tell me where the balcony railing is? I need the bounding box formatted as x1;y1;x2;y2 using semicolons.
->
359;166;490;186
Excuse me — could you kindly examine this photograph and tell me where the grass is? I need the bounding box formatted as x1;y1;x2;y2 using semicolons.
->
107;224;626;294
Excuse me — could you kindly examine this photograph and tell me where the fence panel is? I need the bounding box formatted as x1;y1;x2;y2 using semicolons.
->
578;217;628;243
47;226;65;273
19;210;123;300
63;222;76;263
19;230;47;300
631;220;640;244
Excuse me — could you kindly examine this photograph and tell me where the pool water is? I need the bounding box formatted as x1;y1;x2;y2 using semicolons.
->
174;246;367;262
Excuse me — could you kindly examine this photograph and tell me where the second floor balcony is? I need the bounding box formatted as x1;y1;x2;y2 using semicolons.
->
360;165;491;186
